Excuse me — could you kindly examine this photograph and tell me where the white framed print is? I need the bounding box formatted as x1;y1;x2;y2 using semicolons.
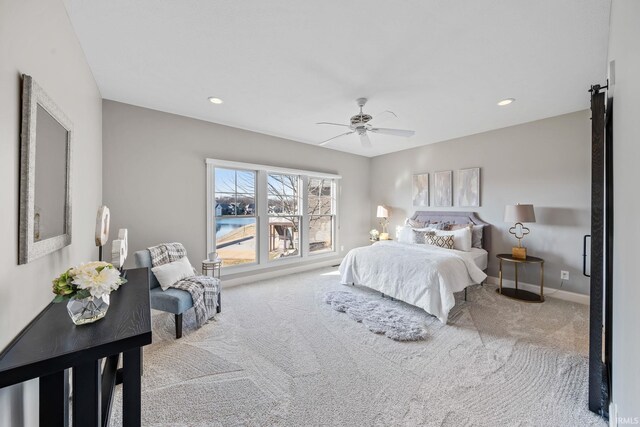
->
412;173;429;206
433;170;452;207
457;167;480;207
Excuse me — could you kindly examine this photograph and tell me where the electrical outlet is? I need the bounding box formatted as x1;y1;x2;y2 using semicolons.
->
561;270;570;281
340;245;344;252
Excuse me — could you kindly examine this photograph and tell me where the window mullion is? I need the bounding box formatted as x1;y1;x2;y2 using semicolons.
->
257;170;269;266
301;175;309;258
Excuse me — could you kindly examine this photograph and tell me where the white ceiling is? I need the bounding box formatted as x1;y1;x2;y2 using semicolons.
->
66;0;610;157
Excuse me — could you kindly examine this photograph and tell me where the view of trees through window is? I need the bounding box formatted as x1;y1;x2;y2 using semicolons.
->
308;178;334;253
214;168;257;267
268;174;300;259
212;164;336;268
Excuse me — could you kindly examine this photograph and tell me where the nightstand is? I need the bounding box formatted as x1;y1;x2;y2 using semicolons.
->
202;259;222;279
496;253;545;302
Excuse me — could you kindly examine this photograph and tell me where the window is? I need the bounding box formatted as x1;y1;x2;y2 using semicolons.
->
308;178;335;253
214;168;257;267
207;159;340;272
268;173;301;260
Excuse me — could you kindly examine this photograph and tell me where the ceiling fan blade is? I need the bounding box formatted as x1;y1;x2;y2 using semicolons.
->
370;110;398;125
316;122;351;128
359;133;372;148
319;131;354;146
369;127;415;137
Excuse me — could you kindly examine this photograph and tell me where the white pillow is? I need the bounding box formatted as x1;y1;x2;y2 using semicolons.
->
436;227;472;252
396;225;415;243
151;256;195;291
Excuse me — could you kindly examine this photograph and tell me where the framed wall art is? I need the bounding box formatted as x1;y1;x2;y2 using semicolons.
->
412;173;429;207
433;170;452;207
456;167;480;207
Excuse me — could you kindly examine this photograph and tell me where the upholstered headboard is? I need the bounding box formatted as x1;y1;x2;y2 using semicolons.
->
409;211;492;253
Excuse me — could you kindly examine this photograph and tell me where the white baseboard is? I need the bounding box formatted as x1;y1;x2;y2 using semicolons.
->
221;258;341;288
486;276;590;305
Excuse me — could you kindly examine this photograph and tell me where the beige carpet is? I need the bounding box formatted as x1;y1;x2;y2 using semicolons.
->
110;267;605;426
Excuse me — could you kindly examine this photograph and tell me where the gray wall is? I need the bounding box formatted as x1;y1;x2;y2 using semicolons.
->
0;0;103;425
102;100;371;278
609;0;640;417
370;110;591;295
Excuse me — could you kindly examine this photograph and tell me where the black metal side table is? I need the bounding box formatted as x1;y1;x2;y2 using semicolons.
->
496;253;545;302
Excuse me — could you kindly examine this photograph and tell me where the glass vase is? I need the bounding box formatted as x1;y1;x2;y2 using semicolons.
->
66;295;110;325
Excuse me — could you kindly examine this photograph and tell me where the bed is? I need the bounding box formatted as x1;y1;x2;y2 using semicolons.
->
339;211;491;323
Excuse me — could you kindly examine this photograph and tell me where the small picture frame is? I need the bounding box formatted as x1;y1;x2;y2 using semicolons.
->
433;170;452;207
412;173;429;207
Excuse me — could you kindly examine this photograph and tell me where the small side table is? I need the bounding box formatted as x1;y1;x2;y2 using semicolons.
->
202;259;222;279
496;254;545;303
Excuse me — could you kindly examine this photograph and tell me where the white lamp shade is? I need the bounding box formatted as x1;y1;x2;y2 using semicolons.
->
376;205;389;218
504;204;536;223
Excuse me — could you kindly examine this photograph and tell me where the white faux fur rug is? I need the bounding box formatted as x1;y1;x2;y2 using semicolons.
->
109;267;605;426
324;290;429;341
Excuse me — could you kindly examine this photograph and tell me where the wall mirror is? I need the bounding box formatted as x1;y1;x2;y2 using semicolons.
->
19;75;73;264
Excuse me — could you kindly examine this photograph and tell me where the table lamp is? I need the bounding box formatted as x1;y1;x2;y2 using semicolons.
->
376;205;390;240
504;204;536;259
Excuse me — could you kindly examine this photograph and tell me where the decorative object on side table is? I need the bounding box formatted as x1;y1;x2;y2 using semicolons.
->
369;229;380;241
52;261;127;324
376;205;390;240
95;205;110;261
504;203;536;259
111;228;129;269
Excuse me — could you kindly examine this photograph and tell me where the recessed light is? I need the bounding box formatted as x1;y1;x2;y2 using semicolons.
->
208;97;223;104
497;98;515;106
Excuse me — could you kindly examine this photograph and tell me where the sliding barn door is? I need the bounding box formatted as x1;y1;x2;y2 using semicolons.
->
588;84;612;417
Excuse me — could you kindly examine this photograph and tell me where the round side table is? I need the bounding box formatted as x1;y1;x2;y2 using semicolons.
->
496;253;545;303
202;259;222;279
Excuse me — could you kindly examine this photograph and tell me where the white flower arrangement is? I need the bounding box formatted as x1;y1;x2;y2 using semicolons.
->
52;261;127;302
369;229;380;240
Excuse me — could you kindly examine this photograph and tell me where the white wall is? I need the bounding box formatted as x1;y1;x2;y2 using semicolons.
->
0;0;103;425
370;111;592;295
102;100;371;279
608;0;640;418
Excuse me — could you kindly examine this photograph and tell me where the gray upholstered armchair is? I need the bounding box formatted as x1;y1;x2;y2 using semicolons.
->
134;249;221;338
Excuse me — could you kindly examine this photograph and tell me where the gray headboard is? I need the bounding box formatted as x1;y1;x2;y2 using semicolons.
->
409;211;492;253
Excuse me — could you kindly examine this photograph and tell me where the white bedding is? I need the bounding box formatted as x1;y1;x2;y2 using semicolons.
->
465;247;488;270
339;241;487;323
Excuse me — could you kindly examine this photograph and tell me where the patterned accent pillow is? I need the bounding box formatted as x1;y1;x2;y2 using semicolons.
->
426;234;454;249
412;228;435;244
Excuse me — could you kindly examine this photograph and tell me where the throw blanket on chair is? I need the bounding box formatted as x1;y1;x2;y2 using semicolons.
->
148;242;219;327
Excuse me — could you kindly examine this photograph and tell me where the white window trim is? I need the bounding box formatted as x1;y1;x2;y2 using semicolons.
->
206;159;341;275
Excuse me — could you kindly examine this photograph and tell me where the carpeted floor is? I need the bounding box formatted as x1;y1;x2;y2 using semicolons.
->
110;267;605;426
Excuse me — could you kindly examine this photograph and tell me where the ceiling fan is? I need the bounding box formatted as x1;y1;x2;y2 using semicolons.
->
317;98;415;147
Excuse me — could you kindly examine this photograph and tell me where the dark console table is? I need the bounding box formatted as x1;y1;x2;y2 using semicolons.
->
0;267;152;427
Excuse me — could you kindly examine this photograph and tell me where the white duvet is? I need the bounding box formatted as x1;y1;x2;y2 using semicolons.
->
339;241;487;323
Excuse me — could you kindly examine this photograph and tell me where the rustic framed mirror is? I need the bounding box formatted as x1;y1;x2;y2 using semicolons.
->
19;75;73;264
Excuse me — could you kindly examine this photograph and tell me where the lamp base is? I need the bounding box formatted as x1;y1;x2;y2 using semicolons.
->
512;246;527;259
379;233;390;241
